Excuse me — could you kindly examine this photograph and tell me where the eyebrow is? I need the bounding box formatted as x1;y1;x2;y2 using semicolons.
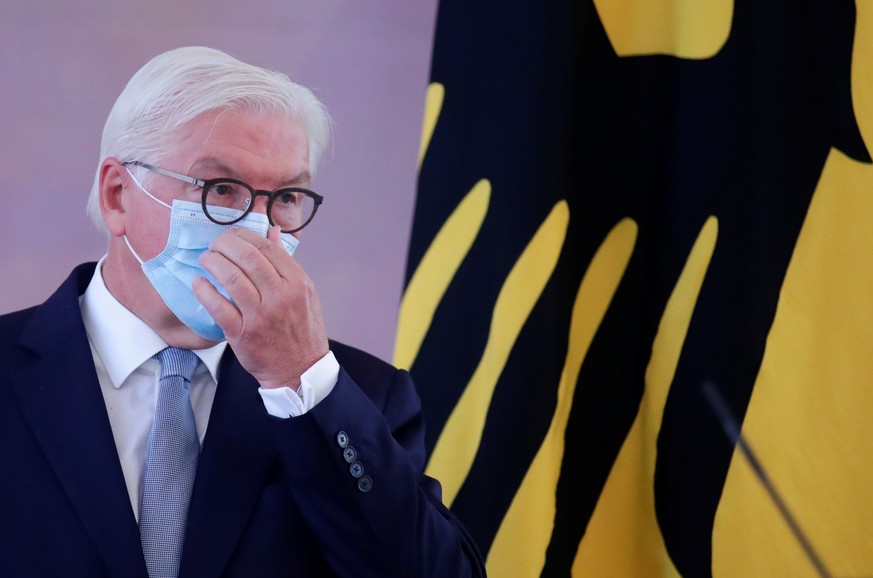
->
189;156;312;188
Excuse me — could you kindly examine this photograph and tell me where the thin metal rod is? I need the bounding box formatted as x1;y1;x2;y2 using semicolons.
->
701;381;833;578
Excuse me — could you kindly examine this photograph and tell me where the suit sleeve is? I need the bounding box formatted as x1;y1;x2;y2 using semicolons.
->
271;365;486;578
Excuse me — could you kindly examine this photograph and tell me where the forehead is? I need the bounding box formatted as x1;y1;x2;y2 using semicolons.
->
168;109;310;181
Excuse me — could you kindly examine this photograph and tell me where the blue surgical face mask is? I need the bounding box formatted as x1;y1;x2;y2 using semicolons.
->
123;170;299;341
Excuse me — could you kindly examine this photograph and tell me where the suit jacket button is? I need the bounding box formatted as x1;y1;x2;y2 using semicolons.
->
357;475;373;493
343;446;357;463
349;461;364;478
337;431;349;448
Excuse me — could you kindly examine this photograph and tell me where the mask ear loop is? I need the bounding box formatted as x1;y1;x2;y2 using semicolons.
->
125;168;172;209
122;168;171;265
123;235;145;265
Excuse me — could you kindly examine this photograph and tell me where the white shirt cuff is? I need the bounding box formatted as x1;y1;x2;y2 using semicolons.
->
258;350;339;418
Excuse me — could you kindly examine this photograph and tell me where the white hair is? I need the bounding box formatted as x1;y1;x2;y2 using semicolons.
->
87;46;331;231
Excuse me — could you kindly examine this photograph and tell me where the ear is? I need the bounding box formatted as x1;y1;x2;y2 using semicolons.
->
99;158;129;237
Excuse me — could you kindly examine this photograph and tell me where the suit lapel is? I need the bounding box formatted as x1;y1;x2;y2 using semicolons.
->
16;265;280;577
13;264;148;578
180;351;278;578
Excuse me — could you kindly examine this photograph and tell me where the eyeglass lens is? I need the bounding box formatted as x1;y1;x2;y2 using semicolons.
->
204;181;316;231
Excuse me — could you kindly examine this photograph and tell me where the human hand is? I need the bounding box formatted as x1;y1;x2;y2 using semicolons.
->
193;226;329;389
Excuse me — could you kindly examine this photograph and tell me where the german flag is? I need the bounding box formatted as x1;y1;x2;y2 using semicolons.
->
395;0;873;576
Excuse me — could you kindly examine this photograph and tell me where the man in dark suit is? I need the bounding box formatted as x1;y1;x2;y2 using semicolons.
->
0;46;485;577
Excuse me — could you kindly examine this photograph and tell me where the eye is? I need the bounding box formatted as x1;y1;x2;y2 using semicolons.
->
211;184;233;196
204;181;250;209
275;191;302;206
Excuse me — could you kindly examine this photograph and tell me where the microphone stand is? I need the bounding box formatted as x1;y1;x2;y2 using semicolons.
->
701;381;833;578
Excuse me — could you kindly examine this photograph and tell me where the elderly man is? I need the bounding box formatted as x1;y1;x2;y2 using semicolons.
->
0;46;484;577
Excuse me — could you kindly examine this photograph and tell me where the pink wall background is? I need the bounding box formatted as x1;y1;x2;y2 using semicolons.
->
0;1;438;363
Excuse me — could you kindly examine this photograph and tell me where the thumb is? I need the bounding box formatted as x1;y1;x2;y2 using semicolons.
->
267;225;283;245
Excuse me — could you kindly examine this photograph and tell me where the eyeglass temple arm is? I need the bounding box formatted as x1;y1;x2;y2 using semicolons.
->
122;160;207;188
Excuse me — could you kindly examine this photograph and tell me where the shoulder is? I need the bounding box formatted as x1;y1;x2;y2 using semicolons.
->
0;305;38;329
0;263;96;358
0;306;38;352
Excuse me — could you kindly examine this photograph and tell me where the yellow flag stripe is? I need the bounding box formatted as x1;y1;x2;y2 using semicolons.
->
572;217;718;577
715;150;873;577
592;0;733;58
426;201;570;506
393;180;491;370
487;218;638;577
418;83;445;168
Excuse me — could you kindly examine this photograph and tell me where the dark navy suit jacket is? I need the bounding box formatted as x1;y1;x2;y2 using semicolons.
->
0;263;484;577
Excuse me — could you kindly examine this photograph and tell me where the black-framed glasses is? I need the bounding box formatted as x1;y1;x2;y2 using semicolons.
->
123;160;323;234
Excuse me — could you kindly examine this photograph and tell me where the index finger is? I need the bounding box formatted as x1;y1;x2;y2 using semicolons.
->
207;227;298;283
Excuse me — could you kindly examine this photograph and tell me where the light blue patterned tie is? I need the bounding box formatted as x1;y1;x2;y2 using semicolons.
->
140;347;200;578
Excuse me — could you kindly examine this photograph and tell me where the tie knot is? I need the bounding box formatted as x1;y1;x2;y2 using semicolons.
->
154;347;199;382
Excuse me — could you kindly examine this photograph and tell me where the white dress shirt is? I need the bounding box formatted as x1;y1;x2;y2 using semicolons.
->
79;257;338;518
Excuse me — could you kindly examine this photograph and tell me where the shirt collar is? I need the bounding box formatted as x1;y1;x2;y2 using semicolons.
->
80;256;227;388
